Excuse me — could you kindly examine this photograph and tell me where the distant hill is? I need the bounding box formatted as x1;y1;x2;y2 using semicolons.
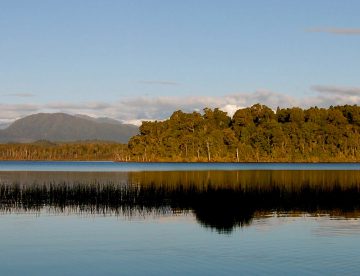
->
0;113;138;143
74;114;125;125
0;122;10;130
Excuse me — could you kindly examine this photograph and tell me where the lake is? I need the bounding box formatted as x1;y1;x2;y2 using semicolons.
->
1;162;360;275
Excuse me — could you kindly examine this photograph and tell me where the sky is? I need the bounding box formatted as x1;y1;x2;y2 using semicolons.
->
1;0;360;125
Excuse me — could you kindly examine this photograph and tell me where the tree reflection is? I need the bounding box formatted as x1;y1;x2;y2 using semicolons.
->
1;170;360;233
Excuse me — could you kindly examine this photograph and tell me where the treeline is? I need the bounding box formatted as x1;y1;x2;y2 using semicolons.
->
0;141;128;161
2;104;360;162
128;104;360;162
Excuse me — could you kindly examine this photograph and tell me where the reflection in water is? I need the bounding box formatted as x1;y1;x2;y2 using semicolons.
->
1;170;360;233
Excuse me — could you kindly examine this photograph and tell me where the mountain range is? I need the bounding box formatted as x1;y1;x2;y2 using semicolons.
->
0;113;139;143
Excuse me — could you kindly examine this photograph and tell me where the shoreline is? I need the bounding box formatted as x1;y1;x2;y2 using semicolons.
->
0;160;359;164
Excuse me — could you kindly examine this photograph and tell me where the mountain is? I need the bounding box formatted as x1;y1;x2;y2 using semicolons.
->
74;114;124;125
0;113;139;143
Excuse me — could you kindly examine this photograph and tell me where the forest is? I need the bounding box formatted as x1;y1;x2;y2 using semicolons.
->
1;104;360;162
128;104;360;162
0;141;128;161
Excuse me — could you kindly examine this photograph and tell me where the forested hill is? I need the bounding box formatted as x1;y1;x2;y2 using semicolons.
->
128;104;360;162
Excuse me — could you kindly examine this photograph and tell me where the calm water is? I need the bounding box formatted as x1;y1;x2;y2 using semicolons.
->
1;162;360;275
0;160;359;171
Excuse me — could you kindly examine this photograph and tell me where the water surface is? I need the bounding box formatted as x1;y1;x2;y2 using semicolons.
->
1;163;360;275
0;161;359;171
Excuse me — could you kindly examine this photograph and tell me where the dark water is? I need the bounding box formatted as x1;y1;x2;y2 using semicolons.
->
1;162;360;275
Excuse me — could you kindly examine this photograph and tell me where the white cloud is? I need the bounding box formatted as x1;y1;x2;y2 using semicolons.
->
307;28;360;35
312;85;360;96
2;87;360;125
122;118;162;126
2;93;35;98
46;102;111;110
308;85;360;107
137;80;181;86
220;104;244;117
0;104;39;121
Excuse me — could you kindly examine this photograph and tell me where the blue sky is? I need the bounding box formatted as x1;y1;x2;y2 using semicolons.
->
1;0;360;124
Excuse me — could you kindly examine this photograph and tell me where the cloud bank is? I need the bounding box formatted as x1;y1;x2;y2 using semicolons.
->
312;85;360;96
137;80;181;86
307;28;360;35
2;93;35;98
1;87;360;125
